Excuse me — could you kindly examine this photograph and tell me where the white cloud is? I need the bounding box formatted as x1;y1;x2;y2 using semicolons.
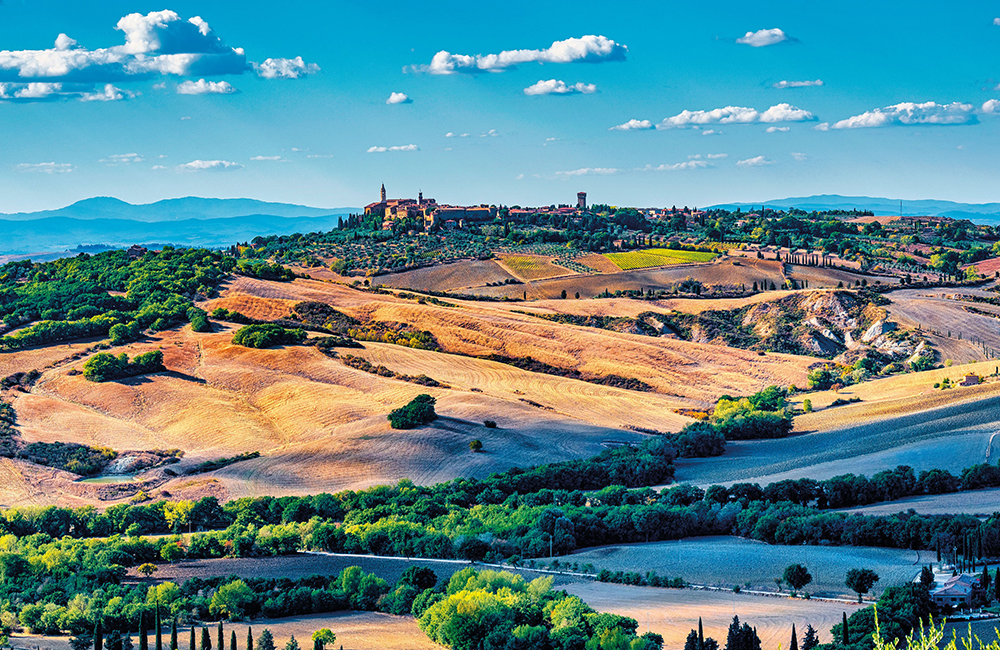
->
640;160;711;171
253;56;320;79
250;155;284;161
736;28;789;47
766;126;790;133
554;167;619;178
0;81;128;102
658;103;814;129
706;153;728;159
0;11;248;84
701;129;720;135
982;100;1000;113
994;17;1000;26
16;162;73;173
0;10;316;101
386;91;411;104
831;101;977;128
306;154;334;158
415;35;627;74
737;155;774;167
151;165;166;170
791;152;808;161
177;159;242;171
814;122;829;131
101;153;144;164
545;137;559;141
445;132;470;138
524;79;597;95
367;144;419;153
515;173;525;180
177;79;236;94
480;129;499;137
773;79;823;89
609;118;654;131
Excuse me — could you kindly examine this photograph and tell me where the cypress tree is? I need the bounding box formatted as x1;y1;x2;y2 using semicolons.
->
231;631;237;650
201;628;211;650
217;622;224;650
189;628;196;650
247;628;253;650
95;622;104;650
139;613;148;650
842;612;849;646
790;624;798;650
170;620;177;650
994;568;1000;602
698;617;705;650
155;609;162;650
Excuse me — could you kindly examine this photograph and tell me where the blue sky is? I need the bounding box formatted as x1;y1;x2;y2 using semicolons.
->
1;0;1000;212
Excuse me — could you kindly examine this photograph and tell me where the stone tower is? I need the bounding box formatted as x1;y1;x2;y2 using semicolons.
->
380;183;386;202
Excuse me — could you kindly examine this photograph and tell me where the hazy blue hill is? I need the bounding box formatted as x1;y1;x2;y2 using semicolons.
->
0;196;356;222
0;214;351;255
708;194;1000;221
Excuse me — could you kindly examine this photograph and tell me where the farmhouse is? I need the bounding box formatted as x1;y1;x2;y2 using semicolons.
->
929;574;978;608
961;373;981;387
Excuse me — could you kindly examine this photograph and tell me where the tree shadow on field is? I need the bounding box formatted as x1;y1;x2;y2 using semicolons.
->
116;370;206;385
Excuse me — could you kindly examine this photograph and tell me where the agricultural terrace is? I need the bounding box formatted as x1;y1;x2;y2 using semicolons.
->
605;248;719;271
494;253;572;280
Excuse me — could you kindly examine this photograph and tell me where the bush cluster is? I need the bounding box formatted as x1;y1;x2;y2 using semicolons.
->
83;350;165;382
387;394;438;429
231;324;306;349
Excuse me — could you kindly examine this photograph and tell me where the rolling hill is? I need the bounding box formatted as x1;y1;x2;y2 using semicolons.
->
709;194;1000;221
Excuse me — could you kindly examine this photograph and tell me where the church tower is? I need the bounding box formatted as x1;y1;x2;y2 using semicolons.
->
380;183;386;202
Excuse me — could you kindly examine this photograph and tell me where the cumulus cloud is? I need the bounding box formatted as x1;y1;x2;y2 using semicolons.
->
737;155;774;167
773;79;823;89
609;118;654;131
982;99;1000;113
640;160;711;171
177;78;236;94
766;126;790;133
791;152;808;161
16;162;73;173
253;56;319;79
445;132;469;138
523;79;597;95
0;10;317;102
367;144;419;153
0;81;128;102
413;35;627;74
480;129;499;137
995;17;1000;25
177;159;242;171
701;129;720;135
689;153;728;159
250;155;284;161
554;167;619;178
386;91;411;104
657;103;814;129
736;28;789;47
831;101;977;128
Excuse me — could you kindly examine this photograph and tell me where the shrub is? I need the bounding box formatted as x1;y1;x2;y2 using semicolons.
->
469;440;483;452
484;420;497;429
387;394;437;429
83;350;164;382
231;324;306;349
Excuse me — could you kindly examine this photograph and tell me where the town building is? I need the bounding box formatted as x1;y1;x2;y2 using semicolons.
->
930;574;978;608
577;192;587;209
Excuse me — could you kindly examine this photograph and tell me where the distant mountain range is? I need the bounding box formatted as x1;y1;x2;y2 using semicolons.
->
0;197;359;257
708;195;1000;223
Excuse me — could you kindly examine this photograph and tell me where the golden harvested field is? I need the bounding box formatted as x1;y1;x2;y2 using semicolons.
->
495;253;573;281
577;253;625;273
374;260;515;292
787;265;900;290
465;258;787;299
884;288;1000;363
13;613;440;650
562;581;864;650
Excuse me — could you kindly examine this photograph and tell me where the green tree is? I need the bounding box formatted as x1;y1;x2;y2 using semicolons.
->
247;629;253;650
789;625;798;650
283;638;299;650
845;568;879;603
256;631;274;650
170;620;177;650
217;622;224;650
139;613;148;650
801;625;819;650
387;394;437;429
783;564;813;592
311;630;335;650
210;580;255;619
230;632;237;650
201;628;211;650
95;622;104;650
469;439;483;452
